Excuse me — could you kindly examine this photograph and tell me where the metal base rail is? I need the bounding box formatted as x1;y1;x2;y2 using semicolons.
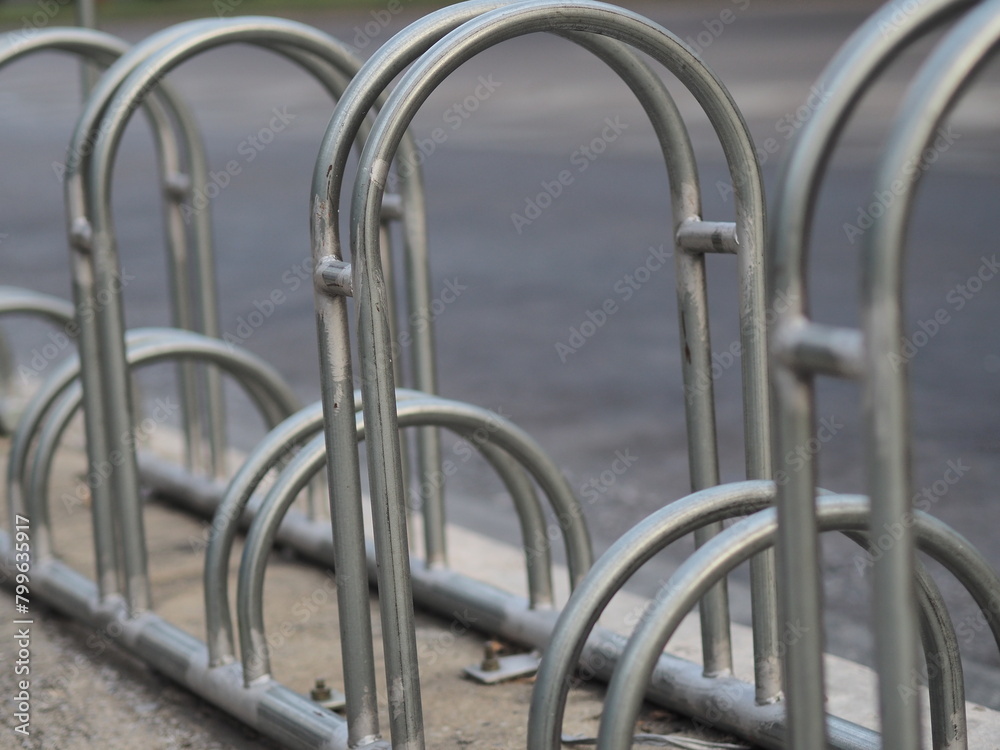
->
0;549;366;750
124;467;882;750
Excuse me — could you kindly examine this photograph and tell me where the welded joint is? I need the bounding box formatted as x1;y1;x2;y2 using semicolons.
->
380;193;403;222
675;217;739;255
316;257;353;297
163;172;192;201
69;216;93;254
773;318;864;379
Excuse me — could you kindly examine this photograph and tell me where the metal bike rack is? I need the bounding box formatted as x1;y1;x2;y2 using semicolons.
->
58;15;380;615
202;387;577;668
3;1;1000;748
767;0;1000;746
228;393;585;680
332;1;772;745
8;328;300;561
525;2;1000;749
0;27;228;474
591;494;1000;750
0;13;447;750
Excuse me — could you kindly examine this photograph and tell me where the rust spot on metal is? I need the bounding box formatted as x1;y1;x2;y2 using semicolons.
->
680;313;692;363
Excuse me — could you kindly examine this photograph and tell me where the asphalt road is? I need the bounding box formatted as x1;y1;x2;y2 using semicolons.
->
2;0;1000;712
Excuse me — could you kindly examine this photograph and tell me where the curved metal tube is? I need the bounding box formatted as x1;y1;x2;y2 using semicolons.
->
529;482;969;750
3;327;186;530
315;0;775;694
0;287;75;324
22;328;301;561
61;21;373;680
0;26;226;477
864;4;1000;748
234;394;586;685
528;480;774;750
237;430;328;685
344;3;767;738
0;287;75;434
767;1;984;744
0;27;208;592
58;33;392;745
392;396;590;581
597;494;1000;750
208;390;557;663
840;531;968;750
203;400;324;667
11;327;296;559
359;389;559;614
311;4;514;579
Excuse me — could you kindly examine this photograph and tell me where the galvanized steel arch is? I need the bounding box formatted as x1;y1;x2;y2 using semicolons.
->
767;1;990;746
62;24;431;742
864;4;1000;746
62;16;376;621
10;328;298;563
341;3;769;741
0;287;74;434
308;0;752;614
233;394;583;685
202;389;562;670
596;494;1000;750
529;483;976;750
0;26;227;476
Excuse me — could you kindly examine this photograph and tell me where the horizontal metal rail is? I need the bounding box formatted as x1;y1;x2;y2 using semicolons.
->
138;466;884;750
